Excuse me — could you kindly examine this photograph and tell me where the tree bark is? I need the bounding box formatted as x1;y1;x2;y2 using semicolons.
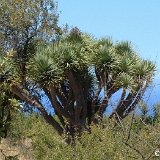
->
67;70;87;127
11;85;63;135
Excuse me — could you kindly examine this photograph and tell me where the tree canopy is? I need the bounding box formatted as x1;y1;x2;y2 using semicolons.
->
0;27;156;139
0;0;156;142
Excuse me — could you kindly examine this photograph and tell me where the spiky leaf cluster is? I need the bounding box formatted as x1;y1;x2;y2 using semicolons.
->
27;32;95;87
92;39;156;91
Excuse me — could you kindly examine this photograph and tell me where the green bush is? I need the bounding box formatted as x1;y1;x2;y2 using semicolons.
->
8;113;160;160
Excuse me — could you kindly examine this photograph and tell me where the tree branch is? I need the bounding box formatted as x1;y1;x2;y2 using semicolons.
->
11;85;63;135
49;85;73;122
123;82;147;118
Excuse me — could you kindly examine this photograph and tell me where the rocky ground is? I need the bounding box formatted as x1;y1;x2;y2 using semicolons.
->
0;138;32;160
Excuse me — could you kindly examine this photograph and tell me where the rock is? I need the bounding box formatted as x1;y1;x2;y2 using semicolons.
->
21;138;32;148
0;150;5;160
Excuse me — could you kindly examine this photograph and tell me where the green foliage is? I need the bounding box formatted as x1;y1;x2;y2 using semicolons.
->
9;113;160;160
28;49;63;86
135;60;156;79
0;52;22;139
0;0;157;150
27;33;94;86
153;104;160;124
92;38;117;76
0;2;159;160
115;72;135;89
0;32;156;138
26;35;156;91
0;0;60;50
0;92;22;139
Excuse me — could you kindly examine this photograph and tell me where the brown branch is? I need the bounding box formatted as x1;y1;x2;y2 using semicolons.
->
114;111;126;136
115;92;136;118
0;148;17;151
67;70;87;125
54;111;65;127
109;85;139;119
123;141;145;159
110;88;126;118
97;95;109;117
56;86;67;107
91;86;102;116
97;86;120;116
49;85;73;122
126;111;135;142
43;87;65;127
145;140;160;160
66;86;74;116
11;85;63;135
115;112;145;159
116;89;126;110
123;82;147;118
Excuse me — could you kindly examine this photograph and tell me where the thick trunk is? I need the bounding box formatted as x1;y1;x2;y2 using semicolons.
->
91;86;102;118
67;70;87;126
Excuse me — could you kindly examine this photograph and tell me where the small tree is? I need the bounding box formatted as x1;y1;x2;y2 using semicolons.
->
0;28;156;140
0;0;61;137
0;53;22;138
0;0;61;81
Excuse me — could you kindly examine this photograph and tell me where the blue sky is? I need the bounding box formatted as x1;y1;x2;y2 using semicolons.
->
57;0;160;79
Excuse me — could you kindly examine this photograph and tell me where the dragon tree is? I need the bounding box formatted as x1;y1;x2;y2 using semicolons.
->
0;28;156;140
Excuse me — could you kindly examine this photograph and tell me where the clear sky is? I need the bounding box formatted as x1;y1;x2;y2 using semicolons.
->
57;0;160;78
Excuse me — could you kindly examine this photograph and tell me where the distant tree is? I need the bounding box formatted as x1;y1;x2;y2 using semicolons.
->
0;27;156;141
0;0;61;81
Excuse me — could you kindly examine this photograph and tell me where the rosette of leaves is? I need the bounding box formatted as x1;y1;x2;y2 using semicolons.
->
28;46;63;87
134;60;156;81
52;33;94;71
93;38;118;73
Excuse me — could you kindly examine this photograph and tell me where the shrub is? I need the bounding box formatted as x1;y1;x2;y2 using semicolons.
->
9;113;160;160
